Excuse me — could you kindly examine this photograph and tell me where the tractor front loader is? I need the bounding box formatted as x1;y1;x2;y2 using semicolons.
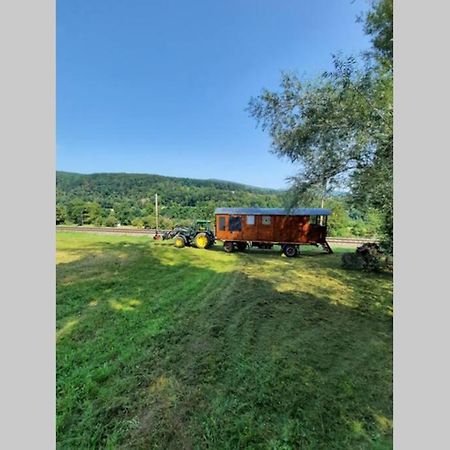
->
162;220;215;249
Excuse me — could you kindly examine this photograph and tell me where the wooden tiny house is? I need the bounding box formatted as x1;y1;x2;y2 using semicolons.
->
214;207;333;257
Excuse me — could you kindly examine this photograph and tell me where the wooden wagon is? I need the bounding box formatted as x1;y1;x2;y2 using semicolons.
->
214;207;333;257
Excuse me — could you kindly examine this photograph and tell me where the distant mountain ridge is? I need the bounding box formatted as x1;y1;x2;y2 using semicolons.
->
56;171;285;226
56;171;281;194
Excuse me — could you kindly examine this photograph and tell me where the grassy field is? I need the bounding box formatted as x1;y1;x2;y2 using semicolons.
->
56;232;393;449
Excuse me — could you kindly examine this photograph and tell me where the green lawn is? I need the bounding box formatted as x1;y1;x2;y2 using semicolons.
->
56;232;393;449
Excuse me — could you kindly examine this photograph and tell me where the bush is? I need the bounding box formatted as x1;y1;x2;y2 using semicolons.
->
158;216;175;229
350;221;368;237
131;218;144;228
142;215;156;229
341;242;390;272
94;216;104;226
104;215;118;227
56;205;67;225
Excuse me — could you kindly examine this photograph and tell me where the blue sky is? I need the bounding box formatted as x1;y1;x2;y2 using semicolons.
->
57;0;371;189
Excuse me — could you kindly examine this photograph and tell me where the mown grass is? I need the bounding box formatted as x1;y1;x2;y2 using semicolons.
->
56;232;393;449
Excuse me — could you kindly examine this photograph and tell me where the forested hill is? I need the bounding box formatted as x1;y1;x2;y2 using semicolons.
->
56;171;284;227
56;171;383;237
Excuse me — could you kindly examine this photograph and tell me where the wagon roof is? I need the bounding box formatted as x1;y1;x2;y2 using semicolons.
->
214;207;332;216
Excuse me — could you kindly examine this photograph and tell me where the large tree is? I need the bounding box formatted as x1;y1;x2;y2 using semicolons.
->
248;0;393;249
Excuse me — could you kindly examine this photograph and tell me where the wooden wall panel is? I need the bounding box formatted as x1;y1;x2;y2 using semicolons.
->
214;214;328;244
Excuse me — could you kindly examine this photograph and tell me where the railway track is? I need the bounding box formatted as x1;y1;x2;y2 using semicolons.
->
56;226;379;244
327;237;380;244
56;226;157;235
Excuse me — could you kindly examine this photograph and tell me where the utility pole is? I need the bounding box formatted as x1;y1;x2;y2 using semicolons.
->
155;193;159;232
320;179;327;209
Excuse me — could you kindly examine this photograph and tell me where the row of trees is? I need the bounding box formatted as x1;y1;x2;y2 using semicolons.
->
56;189;383;238
56;200;382;237
56;200;207;229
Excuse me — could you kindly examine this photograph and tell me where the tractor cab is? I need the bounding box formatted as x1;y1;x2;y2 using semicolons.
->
194;220;212;232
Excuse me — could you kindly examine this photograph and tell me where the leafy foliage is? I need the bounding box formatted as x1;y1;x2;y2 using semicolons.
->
363;0;393;63
341;242;392;272
56;204;67;225
104;214;119;227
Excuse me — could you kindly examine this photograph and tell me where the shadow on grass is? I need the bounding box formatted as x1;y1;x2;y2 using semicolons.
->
205;241;336;257
57;237;393;450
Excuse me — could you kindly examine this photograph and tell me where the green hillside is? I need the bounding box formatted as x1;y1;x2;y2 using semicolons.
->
56;171;382;237
56;171;284;228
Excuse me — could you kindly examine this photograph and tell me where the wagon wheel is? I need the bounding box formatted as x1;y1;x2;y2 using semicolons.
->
223;241;234;253
174;235;186;248
236;242;247;251
283;244;298;258
194;232;209;249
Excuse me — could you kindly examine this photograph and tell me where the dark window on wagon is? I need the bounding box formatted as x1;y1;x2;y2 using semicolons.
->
229;216;242;231
219;216;226;231
311;215;326;226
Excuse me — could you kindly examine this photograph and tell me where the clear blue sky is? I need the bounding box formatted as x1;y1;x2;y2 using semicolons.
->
57;0;371;189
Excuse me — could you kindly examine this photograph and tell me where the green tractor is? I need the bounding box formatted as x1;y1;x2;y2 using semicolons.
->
162;220;215;249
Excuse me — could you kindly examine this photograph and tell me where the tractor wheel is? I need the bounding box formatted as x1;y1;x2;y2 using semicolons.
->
283;244;298;258
194;232;209;249
223;241;234;253
236;242;247;251
174;235;186;248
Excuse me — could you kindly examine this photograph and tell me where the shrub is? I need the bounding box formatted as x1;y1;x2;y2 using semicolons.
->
350;220;368;237
56;205;67;225
341;242;390;272
104;215;118;227
131;218;144;228
142;215;156;229
94;216;104;226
